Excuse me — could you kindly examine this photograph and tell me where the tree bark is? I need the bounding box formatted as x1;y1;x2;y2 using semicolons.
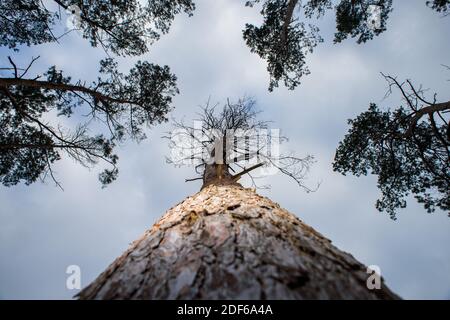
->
280;0;299;48
202;164;236;188
77;184;400;299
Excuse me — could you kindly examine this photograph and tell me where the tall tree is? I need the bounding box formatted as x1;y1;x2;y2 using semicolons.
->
77;98;399;300
77;182;400;299
0;0;194;187
333;73;450;219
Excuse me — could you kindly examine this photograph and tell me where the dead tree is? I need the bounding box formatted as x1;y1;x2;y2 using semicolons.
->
166;98;316;191
78;99;400;299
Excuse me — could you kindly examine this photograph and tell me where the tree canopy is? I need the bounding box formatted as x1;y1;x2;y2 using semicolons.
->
243;0;448;91
0;0;192;187
1;0;195;55
333;73;450;219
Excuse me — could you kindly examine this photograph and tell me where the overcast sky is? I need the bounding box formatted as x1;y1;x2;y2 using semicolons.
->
1;0;449;299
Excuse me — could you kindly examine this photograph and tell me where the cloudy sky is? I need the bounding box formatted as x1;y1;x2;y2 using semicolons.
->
1;0;449;299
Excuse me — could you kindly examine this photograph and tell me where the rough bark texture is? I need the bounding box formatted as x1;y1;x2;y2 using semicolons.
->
202;164;236;189
77;184;400;300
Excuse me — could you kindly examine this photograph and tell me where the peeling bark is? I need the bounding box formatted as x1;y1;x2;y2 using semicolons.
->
78;184;400;300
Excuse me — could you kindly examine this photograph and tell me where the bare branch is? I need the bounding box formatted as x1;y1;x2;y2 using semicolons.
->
7;56;18;78
20;56;41;78
232;163;265;182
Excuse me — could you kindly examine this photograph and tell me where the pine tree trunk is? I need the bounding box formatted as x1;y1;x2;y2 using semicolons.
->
77;184;400;299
